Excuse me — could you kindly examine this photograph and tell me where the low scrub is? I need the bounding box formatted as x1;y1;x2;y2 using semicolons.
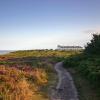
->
64;34;100;87
0;65;48;100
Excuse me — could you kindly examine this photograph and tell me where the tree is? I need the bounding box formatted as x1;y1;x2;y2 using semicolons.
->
84;34;100;55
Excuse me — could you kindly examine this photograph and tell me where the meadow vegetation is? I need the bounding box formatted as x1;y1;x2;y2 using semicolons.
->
0;64;48;100
1;34;99;100
0;49;79;58
63;34;100;100
0;49;79;100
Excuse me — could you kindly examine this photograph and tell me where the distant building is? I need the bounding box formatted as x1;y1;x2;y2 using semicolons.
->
57;45;83;50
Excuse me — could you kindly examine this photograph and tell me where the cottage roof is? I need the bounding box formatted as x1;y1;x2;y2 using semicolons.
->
57;45;82;48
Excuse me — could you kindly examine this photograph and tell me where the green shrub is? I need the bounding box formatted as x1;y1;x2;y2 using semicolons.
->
64;34;100;87
84;34;100;55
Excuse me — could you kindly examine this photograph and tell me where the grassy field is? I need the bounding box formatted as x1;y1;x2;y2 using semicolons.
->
0;50;80;100
0;49;80;58
1;47;100;100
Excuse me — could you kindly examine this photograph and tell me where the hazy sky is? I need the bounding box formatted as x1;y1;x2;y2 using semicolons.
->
0;0;100;50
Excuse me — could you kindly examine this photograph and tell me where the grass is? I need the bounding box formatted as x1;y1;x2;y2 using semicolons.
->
68;68;100;100
0;50;81;100
0;65;48;100
0;50;81;58
63;54;100;100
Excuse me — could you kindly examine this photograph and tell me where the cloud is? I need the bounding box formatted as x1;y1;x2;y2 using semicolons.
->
83;27;100;34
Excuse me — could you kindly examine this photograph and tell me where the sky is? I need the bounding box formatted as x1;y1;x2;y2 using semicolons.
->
0;0;100;50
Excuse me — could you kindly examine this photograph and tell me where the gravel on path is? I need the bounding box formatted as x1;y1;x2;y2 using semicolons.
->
49;62;79;100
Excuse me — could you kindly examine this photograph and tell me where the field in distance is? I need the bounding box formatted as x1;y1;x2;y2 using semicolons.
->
0;50;80;100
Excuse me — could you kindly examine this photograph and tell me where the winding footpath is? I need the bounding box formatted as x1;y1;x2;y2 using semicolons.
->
49;62;79;100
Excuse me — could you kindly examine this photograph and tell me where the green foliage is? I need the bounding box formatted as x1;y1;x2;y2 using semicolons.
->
64;55;100;86
84;34;100;55
64;34;100;87
63;54;83;67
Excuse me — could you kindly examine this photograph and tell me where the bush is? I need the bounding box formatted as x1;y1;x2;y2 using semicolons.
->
84;34;100;55
64;34;100;87
0;65;48;100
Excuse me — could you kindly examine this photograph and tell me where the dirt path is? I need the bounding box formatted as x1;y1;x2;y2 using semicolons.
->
49;62;79;100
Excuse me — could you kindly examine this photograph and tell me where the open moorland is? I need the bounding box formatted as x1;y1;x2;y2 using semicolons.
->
0;34;100;100
0;50;79;100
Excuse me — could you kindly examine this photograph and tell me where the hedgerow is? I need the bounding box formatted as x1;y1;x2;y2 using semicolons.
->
64;34;100;86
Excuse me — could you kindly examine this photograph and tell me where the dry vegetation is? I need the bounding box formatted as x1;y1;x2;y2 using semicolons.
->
0;65;48;100
0;50;80;100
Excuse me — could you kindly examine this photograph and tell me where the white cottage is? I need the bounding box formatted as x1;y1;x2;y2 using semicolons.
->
57;45;83;50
